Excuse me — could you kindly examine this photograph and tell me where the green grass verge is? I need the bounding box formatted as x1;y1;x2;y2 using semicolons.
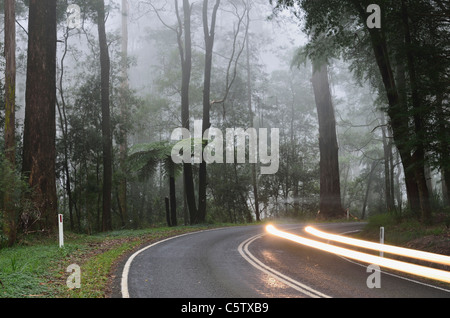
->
2;217;447;298
0;225;230;298
361;213;449;245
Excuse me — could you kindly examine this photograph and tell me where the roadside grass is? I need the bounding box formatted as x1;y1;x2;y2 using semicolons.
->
1;217;448;298
0;238;86;298
56;239;139;298
357;212;450;289
361;212;450;245
0;224;232;298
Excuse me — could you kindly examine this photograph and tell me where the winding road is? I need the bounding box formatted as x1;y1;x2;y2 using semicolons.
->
120;223;450;298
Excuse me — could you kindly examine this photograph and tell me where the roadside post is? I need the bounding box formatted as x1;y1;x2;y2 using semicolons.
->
380;227;384;257
59;214;64;248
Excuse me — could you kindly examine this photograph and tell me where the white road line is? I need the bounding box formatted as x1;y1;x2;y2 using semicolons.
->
122;224;449;299
121;228;224;298
238;234;332;298
336;230;450;293
271;226;450;293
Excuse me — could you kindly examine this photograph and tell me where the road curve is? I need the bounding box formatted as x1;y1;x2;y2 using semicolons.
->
120;223;450;298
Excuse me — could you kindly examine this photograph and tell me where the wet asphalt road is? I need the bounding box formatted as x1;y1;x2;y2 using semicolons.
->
120;223;450;298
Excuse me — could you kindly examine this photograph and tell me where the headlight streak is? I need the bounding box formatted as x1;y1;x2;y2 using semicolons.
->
238;234;331;298
305;226;450;266
265;225;450;284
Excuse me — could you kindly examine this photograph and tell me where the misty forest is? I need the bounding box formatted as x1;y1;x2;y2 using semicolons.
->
0;0;449;247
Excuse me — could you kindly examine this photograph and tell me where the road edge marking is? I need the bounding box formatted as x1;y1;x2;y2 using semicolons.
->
238;234;332;298
121;228;227;298
333;229;450;292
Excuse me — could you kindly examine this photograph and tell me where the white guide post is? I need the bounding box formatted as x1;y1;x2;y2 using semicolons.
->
380;227;384;257
58;214;64;248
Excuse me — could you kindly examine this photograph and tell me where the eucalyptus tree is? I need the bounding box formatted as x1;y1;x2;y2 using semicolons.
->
311;60;344;219
147;0;251;224
51;0;142;232
22;0;58;233
175;0;198;224
96;0;113;231
146;0;198;223
3;0;17;246
197;0;221;224
270;0;449;223
331;59;401;216
118;0;129;229
257;55;319;218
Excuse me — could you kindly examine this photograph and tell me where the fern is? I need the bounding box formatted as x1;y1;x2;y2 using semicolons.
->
127;141;182;181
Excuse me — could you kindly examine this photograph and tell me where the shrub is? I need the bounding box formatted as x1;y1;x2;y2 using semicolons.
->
0;154;34;247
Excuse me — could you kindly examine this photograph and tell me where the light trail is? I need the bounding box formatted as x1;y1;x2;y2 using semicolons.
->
305;226;450;266
238;234;331;298
265;225;450;284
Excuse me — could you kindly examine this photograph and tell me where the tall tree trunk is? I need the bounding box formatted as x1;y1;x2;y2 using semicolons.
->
4;0;15;168
394;57;421;215
165;197;171;227
437;99;450;203
246;11;260;222
351;0;430;221
311;62;344;219
388;127;396;209
176;0;197;224
22;0;58;233
362;161;378;220
198;0;221;223
73;165;82;231
401;0;431;223
57;26;75;231
4;0;16;246
442;172;449;205
169;162;177;226
119;0;129;227
433;83;450;202
97;0;112;232
395;151;403;210
381;113;394;212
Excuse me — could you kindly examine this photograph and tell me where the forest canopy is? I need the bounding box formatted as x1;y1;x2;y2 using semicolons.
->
0;0;449;246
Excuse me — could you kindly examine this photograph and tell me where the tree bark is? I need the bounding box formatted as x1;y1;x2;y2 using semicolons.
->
175;0;198;224
437;99;450;203
57;26;75;231
4;0;16;246
198;0;221;223
394;57;421;215
4;0;15;167
97;0;113;231
165;197;171;227
246;9;261;222
362;161;378;220
401;0;432;223
22;0;58;233
380;113;394;212
442;172;449;205
353;0;426;219
119;0;129;227
169;163;177;226
311;62;344;219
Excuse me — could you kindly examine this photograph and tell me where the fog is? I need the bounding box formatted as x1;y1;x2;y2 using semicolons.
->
5;0;439;232
105;1;308;95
